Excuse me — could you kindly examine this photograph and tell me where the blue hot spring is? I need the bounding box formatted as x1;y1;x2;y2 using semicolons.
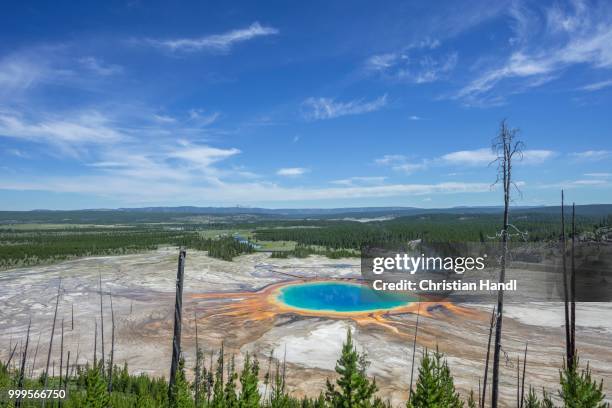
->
276;281;414;313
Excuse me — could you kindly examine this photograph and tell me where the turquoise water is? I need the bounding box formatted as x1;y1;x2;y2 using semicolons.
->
277;281;414;312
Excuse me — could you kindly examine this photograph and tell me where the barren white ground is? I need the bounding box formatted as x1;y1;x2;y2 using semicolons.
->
1;248;611;406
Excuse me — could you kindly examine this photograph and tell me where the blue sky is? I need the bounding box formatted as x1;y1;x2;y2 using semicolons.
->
0;0;611;210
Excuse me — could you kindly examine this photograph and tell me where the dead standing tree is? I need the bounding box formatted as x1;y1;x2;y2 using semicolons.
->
99;270;105;376
15;319;31;408
491;119;523;407
168;249;187;403
42;278;62;408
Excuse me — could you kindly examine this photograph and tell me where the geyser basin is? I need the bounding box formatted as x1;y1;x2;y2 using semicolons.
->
276;281;414;313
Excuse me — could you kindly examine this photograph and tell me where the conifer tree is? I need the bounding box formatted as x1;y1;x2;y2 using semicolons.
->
239;352;261;408
559;359;608;408
270;361;291;408
224;355;239;408
407;349;462;408
211;343;225;408
194;346;205;408
524;387;541;408
170;356;195;408
466;390;477;408
84;362;110;408
325;327;378;407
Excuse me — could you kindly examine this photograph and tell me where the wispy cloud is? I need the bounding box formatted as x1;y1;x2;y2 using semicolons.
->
0;55;45;94
188;109;221;127
302;94;387;120
455;1;612;104
144;22;278;53
78;57;123;76
374;154;427;174
366;46;457;84
331;176;387;186
440;148;494;165
0;110;124;146
584;172;612;178
570;150;611;161
440;148;556;166
276;167;309;177
0;176;495;205
578;79;612;91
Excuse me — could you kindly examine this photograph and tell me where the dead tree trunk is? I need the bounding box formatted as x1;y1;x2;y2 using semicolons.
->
30;332;41;377
99;270;105;376
482;305;496;408
408;298;421;403
516;356;520;407
42;278;61;408
570;203;576;365
520;343;527;408
194;311;201;408
108;292;115;393
64;350;70;391
491;120;523;408
59;318;64;390
94;319;98;367
168;249;187;403
561;191;571;366
15;319;31;408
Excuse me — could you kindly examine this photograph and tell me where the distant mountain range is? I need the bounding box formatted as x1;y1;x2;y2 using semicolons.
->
1;204;610;224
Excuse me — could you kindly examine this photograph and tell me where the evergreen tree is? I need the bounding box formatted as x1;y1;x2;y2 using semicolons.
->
224;355;239;408
170;356;195;408
84;362;110;408
211;344;225;408
325;327;378;408
559;359;608;408
239;352;261;408
194;347;206;408
466;390;477;408
541;389;554;408
524;387;541;408
270;361;291;408
407;349;462;408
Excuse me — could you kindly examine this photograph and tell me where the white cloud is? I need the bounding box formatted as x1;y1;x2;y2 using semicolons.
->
409;115;422;121
521;149;557;164
0;177;494;205
570;150;611;160
366;49;457;84
393;163;427;174
0;110;124;145
169;143;240;169
0;55;44;93
302;95;387;120
331;176;386;186
374;154;406;166
455;1;612;104
578;79;612;91
584;172;612;178
153;114;176;123
79;57;123;76
276;167;309;177
440;148;495;165
374;154;426;174
145;22;278;53
440;148;555;166
188;109;221;126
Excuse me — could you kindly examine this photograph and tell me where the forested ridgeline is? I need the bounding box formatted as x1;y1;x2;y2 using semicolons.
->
2;212;610;269
1;329;607;407
0;228;253;269
255;213;610;249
